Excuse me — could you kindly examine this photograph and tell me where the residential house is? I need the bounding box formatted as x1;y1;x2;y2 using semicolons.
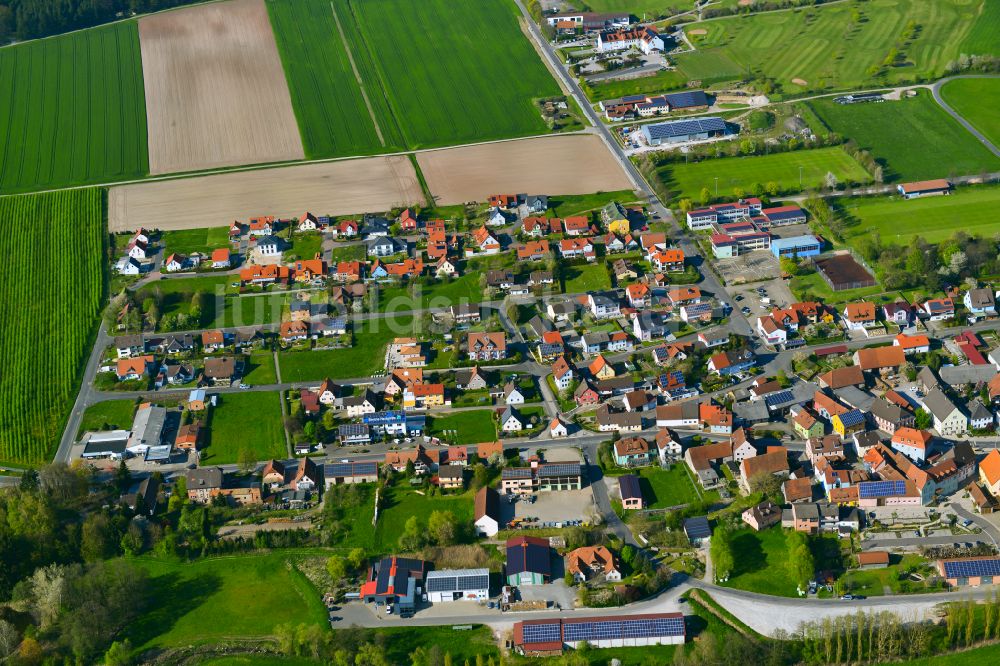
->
831;409;866;437
964;287;997;318
632;311;671;342
116;355;154;381
613;437;654;467
742;501;781;531
980;449;1000;496
869;397;914;434
552;356;574;391
203;357;239;385
655;428;682;462
843;302;878;333
883;302;914;326
549;417;569;438
589;355;615;380
891;427;933;462
467;332;507;361
894;333;930;355
707;349;755;376
563;216;591;236
922;388;968;436
740;448;789;492
500;406;524;432
923;298;955;321
567;545;622;582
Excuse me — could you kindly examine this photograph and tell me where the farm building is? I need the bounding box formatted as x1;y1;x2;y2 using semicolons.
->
815;254;877;291
505;536;553;586
938;556;1000;587
513;613;686;655
425;569;490;603
641;117;729;146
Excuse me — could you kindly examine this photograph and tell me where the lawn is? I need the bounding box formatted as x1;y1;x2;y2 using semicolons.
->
0;189;105;464
580;0;695;19
127;554;327;649
204;391;287;464
902;643;1000;666
656;147;871;201
675;49;745;84
940;77;1000;151
721;528;842;598
587;68;689;102
376;274;485;311
636;464;702;509
838;553;934;597
839;184;1000;245
76;400;136;438
271;0;561;154
137;274;231;325
278;315;414;381
267;0;402;158
0;21;148;193
807;91;1000;182
563;262;611;292
242;351;277;385
789;271;886;307
680;0;997;95
547;189;642;217
217;294;291;328
374;486;474;550
427;410;498;445
286;232;324;261
159;227;231;257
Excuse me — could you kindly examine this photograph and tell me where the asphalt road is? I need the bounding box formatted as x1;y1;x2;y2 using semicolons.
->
931;75;1000;159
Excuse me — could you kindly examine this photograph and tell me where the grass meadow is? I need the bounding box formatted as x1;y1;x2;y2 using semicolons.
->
719;528;841;597
681;0;996;94
839;185;1000;246
427;410;498;445
76;400;136;438
159;227;231;257
656;147;870;201
204;391;287;464
128;554;327;649
0;22;147;193
939;77;1000;151
278;315;415;381
0;190;105;464
807;92;1000;182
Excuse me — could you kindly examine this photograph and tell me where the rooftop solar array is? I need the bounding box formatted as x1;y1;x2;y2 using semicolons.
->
684;516;711;539
664;90;709;108
522;622;562;645
502;467;533;479
425;570;490;592
942;558;1000;579
764;390;794;407
645;117;727;140
838;409;866;427
538;462;582;477
619;474;642;500
338;423;369;436
858;479;907;499
325;462;377;477
563;616;685;642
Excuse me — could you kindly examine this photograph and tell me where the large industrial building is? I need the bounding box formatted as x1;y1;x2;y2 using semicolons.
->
514;613;686;656
641;117;729;146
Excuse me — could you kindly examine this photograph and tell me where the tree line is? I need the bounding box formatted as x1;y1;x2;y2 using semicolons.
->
0;0;205;42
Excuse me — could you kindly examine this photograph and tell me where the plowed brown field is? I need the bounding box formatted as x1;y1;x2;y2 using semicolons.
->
139;0;304;174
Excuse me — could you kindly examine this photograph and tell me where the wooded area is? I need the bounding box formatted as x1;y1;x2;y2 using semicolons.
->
0;0;201;41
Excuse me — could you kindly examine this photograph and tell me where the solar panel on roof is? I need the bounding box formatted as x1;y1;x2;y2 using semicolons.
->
426;576;457;593
645;117;727;140
619;474;642;499
943;558;1000;579
764;390;794;407
562;616;685;642
538;463;581;477
858;479;907;499
522;622;562;645
839;409;865;427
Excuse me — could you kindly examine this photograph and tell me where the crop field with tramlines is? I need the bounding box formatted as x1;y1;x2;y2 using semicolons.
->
270;0;561;156
0;22;148;194
0;190;105;464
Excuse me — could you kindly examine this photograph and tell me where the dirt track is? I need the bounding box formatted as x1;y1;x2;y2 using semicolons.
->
108;156;425;231
417;134;634;204
139;0;304;175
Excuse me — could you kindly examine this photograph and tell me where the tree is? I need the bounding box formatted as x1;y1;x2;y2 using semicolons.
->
678;198;693;214
699;187;712;205
786;530;815;592
238;447;257;475
913;408;932;430
104;639;133;666
765;181;780;196
327;556;348;581
82;513;117;562
19;468;39;492
398;516;424;551
356;643;390;666
749;472;783;501
347;548;366;571
711;527;734;582
0;620;19;661
428;510;457;546
470;463;489;491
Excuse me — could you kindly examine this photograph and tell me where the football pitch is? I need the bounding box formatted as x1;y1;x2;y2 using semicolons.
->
841;185;1000;245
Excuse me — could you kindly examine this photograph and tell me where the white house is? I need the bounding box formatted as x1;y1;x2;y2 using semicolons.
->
550;418;569;438
501;407;524;432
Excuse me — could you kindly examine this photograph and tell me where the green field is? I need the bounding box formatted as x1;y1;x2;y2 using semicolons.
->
267;0;402;158
204;392;287;464
657;147;870;200
160;227;231;257
0;22;147;193
376;274;486;311
564;262;612;292
940;77;1000;152
681;0;997;94
587;68;689;102
675;50;745;83
580;0;695;18
0;190;105;464
840;185;1000;245
278;315;414;381
270;0;561;155
76;400;136;438
243;352;278;385
721;528;841;597
218;294;291;328
128;554;327;649
808;92;1000;182
427;410;498;445
374;486;474;550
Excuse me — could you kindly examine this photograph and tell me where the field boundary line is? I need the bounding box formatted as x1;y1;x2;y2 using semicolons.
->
329;0;384;147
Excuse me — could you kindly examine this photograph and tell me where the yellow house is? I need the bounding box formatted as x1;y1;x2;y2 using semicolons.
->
404;383;446;408
831;409;865;437
601;201;630;235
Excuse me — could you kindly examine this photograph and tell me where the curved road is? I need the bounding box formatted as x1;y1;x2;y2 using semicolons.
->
931;74;1000;159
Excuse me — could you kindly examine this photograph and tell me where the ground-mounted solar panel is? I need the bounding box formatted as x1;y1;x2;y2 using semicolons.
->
522;622;562;644
943;558;1000;579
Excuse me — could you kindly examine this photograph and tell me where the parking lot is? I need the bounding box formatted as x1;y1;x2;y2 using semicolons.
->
510;488;599;527
714;251;781;286
727;279;795;321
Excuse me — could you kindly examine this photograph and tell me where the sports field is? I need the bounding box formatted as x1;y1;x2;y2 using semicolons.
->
656;147;870;201
841;185;1000;245
807;92;1000;182
344;0;561;149
0;190;105;464
939;78;1000;152
681;0;996;94
267;0;403;158
0;22;147;193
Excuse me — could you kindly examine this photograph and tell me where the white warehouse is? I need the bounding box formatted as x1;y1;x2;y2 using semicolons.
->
425;569;490;603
